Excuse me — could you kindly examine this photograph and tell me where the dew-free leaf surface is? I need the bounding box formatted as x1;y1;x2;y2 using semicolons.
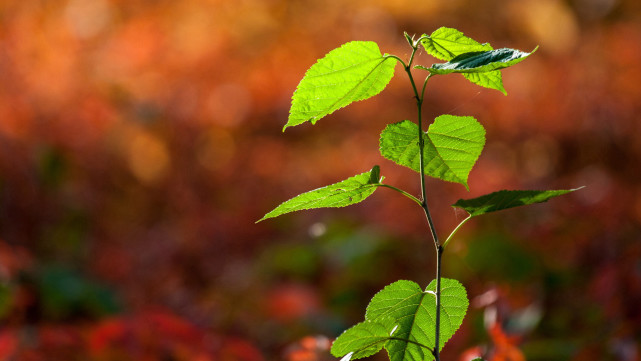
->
379;116;485;189
285;41;396;130
420;27;506;94
257;166;382;222
331;318;397;361
421;27;492;61
364;279;468;361
425;47;536;75
452;189;581;217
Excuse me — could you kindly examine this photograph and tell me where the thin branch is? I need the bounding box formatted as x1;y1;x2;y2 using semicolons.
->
443;214;472;249
377;184;423;206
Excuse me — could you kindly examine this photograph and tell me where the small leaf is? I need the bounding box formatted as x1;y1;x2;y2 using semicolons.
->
285;41;396;130
452;188;582;217
257;166;382;222
365;279;468;361
427;47;537;75
419;28;506;94
421;27;492;61
379;116;485;189
331;318;396;360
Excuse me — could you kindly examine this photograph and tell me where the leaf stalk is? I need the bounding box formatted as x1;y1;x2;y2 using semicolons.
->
377;184;422;206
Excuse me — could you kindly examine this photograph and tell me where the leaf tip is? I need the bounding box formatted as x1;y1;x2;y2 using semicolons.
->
404;31;413;45
255;214;271;223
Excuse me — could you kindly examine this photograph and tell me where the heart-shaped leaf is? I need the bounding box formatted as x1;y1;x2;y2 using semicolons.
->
331;318;398;361
365;279;468;361
421;27;492;61
257;166;383;222
285;41;396;130
379;116;485;189
419;27;505;94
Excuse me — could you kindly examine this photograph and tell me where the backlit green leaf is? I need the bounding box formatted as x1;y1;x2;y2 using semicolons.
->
421;27;492;61
257;166;383;222
427;47;537;75
379;116;485;189
285;41;396;130
331;318;397;360
419;27;505;94
365;279;468;361
463;71;506;95
452;188;581;217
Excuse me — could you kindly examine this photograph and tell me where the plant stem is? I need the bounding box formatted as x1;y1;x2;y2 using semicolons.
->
443;215;471;249
403;39;443;361
377;184;423;206
434;244;443;359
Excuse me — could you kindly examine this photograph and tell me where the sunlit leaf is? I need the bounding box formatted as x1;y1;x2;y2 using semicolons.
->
379;116;485;189
421;27;492;61
426;47;537;75
452;188;581;217
419;27;506;94
463;71;506;95
257;166;383;222
285;41;396;130
365;279;468;361
331;318;396;360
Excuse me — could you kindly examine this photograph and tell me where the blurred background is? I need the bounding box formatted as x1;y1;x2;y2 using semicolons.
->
0;0;640;360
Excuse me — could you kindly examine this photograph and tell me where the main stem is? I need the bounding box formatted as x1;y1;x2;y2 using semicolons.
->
402;38;443;361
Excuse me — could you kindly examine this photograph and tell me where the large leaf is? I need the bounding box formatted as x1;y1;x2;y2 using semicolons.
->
285;41;396;130
452;189;580;217
420;27;505;94
365;279;468;361
257;166;382;222
426;47;536;75
331;318;398;361
421;27;492;61
379;116;485;189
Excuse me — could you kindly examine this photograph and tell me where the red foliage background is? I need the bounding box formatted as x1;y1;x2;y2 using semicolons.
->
0;1;640;360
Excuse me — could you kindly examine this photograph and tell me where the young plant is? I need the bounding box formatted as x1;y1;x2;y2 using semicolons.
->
258;27;579;361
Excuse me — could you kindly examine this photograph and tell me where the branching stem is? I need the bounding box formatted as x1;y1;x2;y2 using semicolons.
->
401;38;443;361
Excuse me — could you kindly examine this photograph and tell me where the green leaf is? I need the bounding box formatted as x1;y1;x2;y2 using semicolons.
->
419;27;506;94
427;47;537;75
463;71;506;95
331;318;397;361
285;41;396;130
452;188;581;217
379;116;485;189
257;166;383;222
365;279;468;361
421;27;492;61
